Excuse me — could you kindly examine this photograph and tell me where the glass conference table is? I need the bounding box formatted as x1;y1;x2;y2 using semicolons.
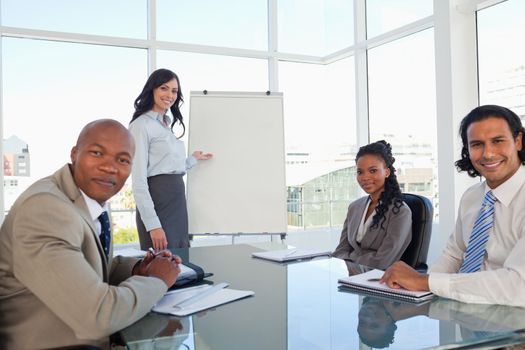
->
118;243;525;350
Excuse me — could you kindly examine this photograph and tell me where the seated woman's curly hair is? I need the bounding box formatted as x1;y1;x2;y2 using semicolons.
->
356;140;403;229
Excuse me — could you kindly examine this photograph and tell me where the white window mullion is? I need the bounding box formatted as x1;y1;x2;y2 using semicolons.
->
354;0;369;147
268;0;278;92
147;0;157;75
0;34;4;221
434;0;479;240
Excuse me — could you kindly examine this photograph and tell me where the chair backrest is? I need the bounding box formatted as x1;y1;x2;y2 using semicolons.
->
400;193;433;270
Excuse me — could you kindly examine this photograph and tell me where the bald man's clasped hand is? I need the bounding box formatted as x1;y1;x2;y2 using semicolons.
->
133;250;182;287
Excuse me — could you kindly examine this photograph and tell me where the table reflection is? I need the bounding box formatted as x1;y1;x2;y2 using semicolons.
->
119;244;525;350
358;297;430;348
429;299;525;338
124;314;192;350
353;287;525;349
343;259;525;348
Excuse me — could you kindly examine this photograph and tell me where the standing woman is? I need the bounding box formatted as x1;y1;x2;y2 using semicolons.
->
129;68;212;250
333;140;412;270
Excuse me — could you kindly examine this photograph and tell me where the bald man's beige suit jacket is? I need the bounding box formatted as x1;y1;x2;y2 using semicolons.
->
0;164;167;350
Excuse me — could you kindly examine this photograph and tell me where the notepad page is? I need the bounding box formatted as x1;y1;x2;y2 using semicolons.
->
338;269;433;298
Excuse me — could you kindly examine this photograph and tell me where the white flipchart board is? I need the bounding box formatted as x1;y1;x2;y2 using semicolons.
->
187;91;287;235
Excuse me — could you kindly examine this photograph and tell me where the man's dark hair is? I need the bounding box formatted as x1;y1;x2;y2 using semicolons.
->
455;105;525;177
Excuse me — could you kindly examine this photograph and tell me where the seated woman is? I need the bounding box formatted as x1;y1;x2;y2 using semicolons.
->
333;140;412;270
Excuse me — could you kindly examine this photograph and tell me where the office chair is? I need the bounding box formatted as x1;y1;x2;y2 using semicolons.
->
400;193;433;271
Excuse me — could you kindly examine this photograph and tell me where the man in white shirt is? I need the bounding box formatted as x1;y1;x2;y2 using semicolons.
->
381;105;525;307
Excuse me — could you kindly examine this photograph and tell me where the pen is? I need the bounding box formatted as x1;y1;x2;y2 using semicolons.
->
148;247;166;257
367;278;381;282
149;247;180;264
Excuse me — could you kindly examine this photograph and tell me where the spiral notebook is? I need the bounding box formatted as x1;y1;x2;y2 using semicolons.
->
338;269;434;303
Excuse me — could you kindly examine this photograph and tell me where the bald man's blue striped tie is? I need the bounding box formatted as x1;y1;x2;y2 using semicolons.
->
459;191;496;273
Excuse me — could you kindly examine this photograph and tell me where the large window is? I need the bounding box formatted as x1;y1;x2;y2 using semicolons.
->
280;57;358;229
157;0;267;50
0;1;445;242
1;0;147;39
2;38;147;214
368;29;438;217
366;0;433;38
278;0;354;56
478;0;525;117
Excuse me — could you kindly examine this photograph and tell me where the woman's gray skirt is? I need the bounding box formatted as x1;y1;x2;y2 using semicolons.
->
136;173;190;249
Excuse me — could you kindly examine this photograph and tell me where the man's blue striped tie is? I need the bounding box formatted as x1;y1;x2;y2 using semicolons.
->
459;191;496;273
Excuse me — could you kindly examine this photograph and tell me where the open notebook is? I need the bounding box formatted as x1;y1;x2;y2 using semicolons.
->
252;248;332;262
338;269;434;303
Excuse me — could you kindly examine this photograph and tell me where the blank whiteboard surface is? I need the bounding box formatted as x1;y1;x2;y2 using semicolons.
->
187;91;287;234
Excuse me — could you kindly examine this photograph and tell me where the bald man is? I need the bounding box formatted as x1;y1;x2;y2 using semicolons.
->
0;119;181;349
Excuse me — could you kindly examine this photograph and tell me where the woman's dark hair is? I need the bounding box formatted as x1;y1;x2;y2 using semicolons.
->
455;104;525;177
356;140;403;229
130;68;185;137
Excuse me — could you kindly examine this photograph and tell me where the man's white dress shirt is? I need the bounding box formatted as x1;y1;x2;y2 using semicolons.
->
429;166;525;306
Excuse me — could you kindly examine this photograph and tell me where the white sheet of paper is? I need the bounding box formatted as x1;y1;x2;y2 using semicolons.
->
153;284;254;316
252;248;332;262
